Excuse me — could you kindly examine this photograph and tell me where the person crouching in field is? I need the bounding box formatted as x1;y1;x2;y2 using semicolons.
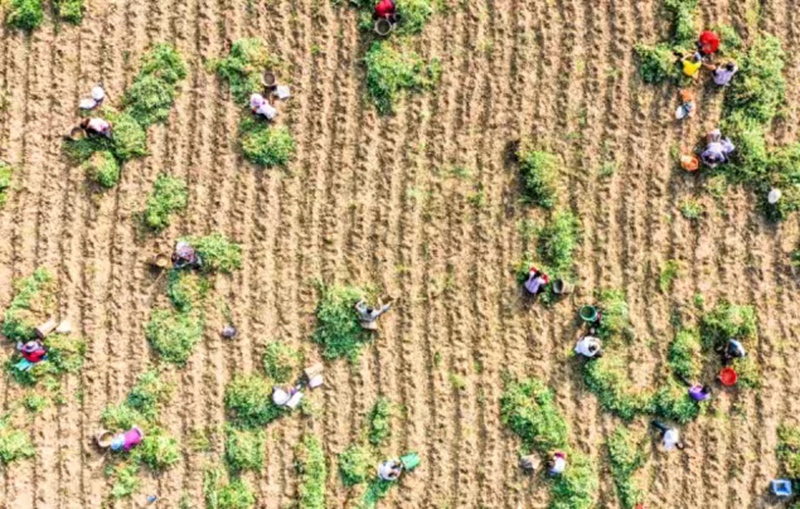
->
250;93;277;121
80;117;112;139
524;266;549;296
574;335;603;359
374;0;397;21
701;129;735;168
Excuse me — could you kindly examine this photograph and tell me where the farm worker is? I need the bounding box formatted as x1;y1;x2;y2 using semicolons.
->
688;384;712;402
548;452;567;475
377;458;403;481
574;335;603;358
712;61;738;86
14;340;47;371
80;117;112;138
652;421;684;451
700;129;735;168
682;52;703;78
250;93;277;121
172;241;201;269
524;266;549;296
355;300;391;323
373;0;396;20
721;338;746;364
272;385;303;409
17;340;47;363
675;89;695;121
697;30;720;55
110;426;144;452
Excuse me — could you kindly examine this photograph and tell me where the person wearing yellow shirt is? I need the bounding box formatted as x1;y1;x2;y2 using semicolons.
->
682;52;703;78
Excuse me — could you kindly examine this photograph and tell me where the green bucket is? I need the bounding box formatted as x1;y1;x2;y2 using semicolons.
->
579;305;598;323
400;453;420;471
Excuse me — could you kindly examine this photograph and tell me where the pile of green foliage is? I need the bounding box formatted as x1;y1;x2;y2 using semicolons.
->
295;434;326;509
338;444;374;486
634;44;679;84
262;341;300;383
123;44;187;127
368;397;392;446
5;0;44;31
212;38;275;104
312;284;370;361
124;369;173;421
595;289;633;341
101;369;173;430
500;377;598;508
225;426;265;473
395;0;436;35
777;425;800;478
0;162;13;207
52;0;84;23
517;146;560;208
204;466;256;509
2;268;57;342
239;117;296;168
699;301;757;350
183;232;243;273
83;151;121;188
0;419;35;465
145;307;204;365
605;427;646;509
667;328;702;380
534;210;580;277
364;40;441;115
143;175;188;231
133;426;180;471
499;377;569;452
652;381;700;424
663;0;698;45
658;259;680;293
166;270;208;312
725;35;785;124
109;463;140;498
224;374;286;428
715;35;800;221
583;354;654;421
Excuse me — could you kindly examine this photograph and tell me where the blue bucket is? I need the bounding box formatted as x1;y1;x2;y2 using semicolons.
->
771;479;792;497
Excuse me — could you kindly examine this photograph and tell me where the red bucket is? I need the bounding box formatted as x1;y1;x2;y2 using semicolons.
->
719;367;738;386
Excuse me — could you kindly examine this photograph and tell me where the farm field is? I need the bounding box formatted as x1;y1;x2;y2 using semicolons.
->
1;0;800;507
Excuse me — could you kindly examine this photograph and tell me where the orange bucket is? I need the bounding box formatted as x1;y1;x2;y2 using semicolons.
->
680;155;700;172
719;367;738;386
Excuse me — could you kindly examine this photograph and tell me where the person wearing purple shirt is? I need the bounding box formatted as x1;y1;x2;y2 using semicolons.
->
712;62;738;86
688;384;712;401
701;129;735;168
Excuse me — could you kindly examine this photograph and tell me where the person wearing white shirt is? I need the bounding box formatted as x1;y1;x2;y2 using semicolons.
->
250;93;277;120
574;336;602;358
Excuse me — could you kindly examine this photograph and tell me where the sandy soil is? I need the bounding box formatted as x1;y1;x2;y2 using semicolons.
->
0;0;799;507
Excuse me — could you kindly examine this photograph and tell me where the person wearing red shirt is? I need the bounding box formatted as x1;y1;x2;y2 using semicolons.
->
374;0;396;20
697;30;720;55
17;340;47;364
